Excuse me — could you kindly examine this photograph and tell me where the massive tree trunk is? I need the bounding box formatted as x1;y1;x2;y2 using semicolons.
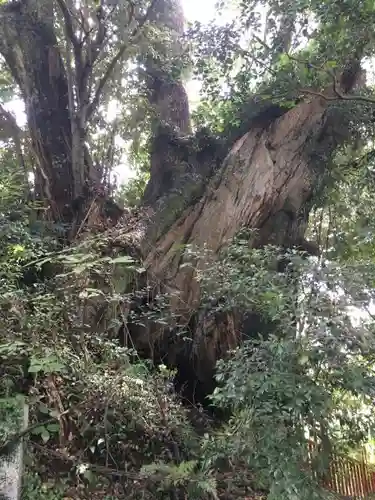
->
130;5;364;402
135;95;341;399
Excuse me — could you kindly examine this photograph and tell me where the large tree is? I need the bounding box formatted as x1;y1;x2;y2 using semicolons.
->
1;0;375;400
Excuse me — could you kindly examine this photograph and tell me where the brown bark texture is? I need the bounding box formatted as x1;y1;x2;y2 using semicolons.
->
135;96;341;396
0;0;75;221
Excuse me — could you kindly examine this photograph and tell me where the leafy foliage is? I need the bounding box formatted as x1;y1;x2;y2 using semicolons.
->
196;235;375;498
21;473;64;500
0;153;221;499
116;173;149;207
187;0;375;139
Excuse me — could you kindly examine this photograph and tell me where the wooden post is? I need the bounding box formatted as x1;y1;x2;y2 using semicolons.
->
0;402;28;500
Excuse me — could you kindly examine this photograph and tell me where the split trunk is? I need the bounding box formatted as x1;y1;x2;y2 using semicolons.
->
130;94;347;401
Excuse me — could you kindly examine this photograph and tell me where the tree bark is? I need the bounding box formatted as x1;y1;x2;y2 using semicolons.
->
145;97;329;303
0;0;75;221
134;96;338;398
142;0;192;206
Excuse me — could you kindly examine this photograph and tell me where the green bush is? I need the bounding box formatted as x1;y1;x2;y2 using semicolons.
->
21;473;64;500
197;236;375;499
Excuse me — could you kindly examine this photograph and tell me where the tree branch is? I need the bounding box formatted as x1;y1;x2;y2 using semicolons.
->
85;10;107;69
56;0;83;69
299;87;375;105
86;0;159;121
78;8;109;110
287;53;375;105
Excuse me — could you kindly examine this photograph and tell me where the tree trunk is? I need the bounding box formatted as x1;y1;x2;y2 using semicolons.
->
142;0;192;206
145;98;325;303
0;0;75;221
136;26;364;401
108;1;363;402
135;95;341;399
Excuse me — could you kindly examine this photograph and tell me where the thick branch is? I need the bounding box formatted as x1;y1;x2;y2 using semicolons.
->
288;54;373;104
61;6;85;200
85;9;107;68
56;0;82;67
78;8;107;124
87;0;159;121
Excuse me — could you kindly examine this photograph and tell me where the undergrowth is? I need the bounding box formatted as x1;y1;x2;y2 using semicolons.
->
2;163;375;500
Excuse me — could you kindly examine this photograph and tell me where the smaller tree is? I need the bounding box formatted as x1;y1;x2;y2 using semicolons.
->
0;0;161;232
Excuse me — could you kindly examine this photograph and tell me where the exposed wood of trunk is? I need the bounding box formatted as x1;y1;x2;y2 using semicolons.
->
136;95;336;395
0;0;74;221
145;97;328;306
130;0;359;398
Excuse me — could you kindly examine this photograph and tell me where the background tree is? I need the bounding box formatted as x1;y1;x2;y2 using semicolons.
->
0;0;160;230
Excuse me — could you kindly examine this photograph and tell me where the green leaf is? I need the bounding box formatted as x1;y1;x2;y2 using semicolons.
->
111;256;135;264
46;423;60;433
38;404;50;414
41;428;50;443
30;426;45;436
28;364;42;374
